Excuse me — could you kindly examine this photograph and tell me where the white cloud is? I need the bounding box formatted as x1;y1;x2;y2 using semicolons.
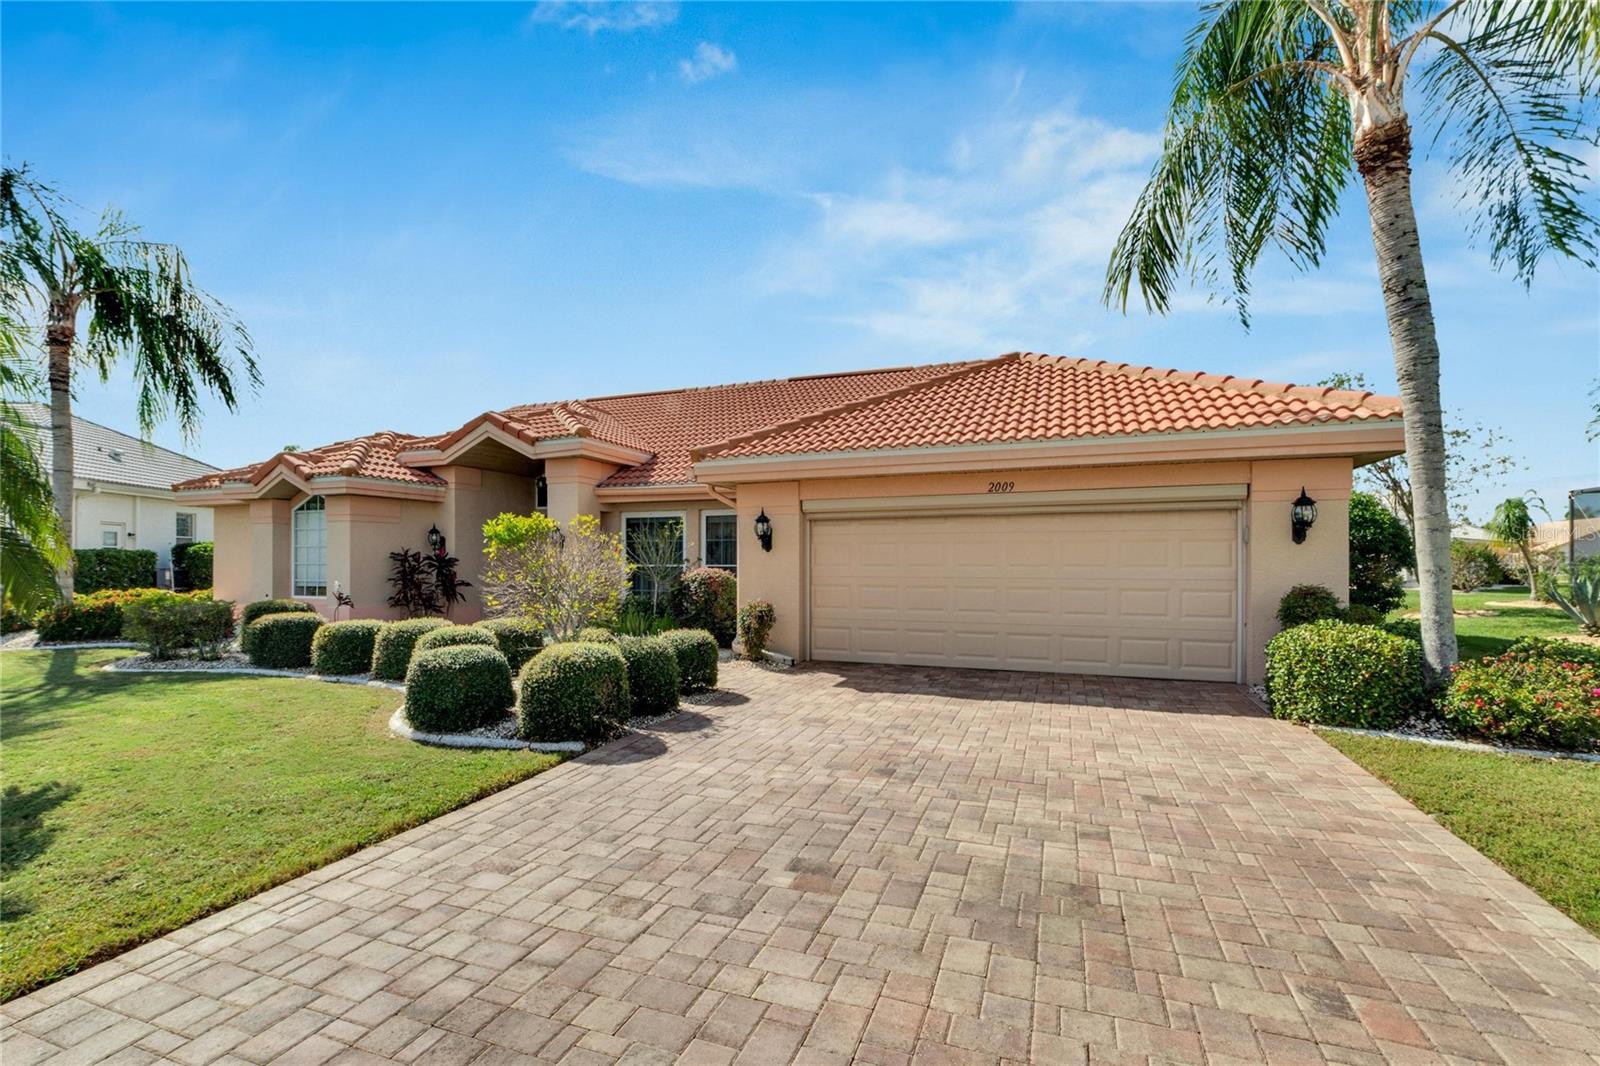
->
679;42;737;84
526;2;678;34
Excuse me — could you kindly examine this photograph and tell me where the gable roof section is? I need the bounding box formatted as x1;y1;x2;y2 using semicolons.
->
693;353;1403;461
15;404;219;491
174;430;446;491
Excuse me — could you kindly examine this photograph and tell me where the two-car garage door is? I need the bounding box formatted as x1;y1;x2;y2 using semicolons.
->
809;509;1240;682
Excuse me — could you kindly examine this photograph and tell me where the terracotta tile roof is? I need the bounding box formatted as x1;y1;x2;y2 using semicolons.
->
694;353;1403;460
173;430;447;490
175;353;1402;494
561;362;981;487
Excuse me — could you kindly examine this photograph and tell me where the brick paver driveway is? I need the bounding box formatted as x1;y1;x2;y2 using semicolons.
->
5;663;1599;1066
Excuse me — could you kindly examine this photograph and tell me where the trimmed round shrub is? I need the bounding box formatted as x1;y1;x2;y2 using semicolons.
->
479;617;544;675
405;645;515;734
1276;584;1344;630
242;598;319;627
738;599;775;660
518;642;630;743
1344;604;1384;626
1265;620;1423;729
618;636;680;716
312;619;385;676
371;617;449;681
661;628;718;693
240;599;319;656
669;567;737;646
574;626;618;645
1443;652;1600;750
414;625;496;660
123;593;234;660
245;612;324;669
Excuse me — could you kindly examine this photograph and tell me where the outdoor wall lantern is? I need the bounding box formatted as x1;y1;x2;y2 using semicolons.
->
1291;488;1318;544
427;524;446;552
754;510;774;552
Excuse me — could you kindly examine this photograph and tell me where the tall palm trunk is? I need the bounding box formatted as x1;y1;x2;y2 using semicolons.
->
46;297;77;598
1354;117;1456;681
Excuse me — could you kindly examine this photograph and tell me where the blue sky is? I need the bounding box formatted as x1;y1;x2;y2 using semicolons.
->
4;1;1596;521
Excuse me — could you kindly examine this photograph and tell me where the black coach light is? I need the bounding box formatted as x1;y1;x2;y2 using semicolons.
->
754;510;773;552
427;524;446;552
1291;488;1318;544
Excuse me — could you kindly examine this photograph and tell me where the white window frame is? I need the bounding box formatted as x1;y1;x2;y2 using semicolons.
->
291;495;328;598
175;512;197;544
622;511;686;602
700;509;737;573
100;527;120;547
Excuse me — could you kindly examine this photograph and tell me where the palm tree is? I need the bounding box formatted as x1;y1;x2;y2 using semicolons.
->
0;310;69;613
1104;1;1597;683
0;166;259;595
1485;493;1545;599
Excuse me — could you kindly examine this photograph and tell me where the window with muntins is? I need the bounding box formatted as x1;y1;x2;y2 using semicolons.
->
292;496;327;596
624;515;684;606
175;512;196;543
703;513;737;572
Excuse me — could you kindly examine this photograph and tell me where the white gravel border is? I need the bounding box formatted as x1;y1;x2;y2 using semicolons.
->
1;638;138;651
386;707;584;752
1316;725;1600;763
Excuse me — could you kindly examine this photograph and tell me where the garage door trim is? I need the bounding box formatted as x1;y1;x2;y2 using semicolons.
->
803;483;1247;520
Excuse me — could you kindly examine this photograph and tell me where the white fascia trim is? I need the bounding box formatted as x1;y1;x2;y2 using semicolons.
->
693;418;1405;478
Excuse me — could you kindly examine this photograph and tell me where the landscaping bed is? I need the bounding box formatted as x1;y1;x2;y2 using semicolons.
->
0;649;561;1001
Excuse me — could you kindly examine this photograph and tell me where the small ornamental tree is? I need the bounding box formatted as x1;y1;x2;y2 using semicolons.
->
480;512;628;642
1485;494;1545;600
1348;491;1414;616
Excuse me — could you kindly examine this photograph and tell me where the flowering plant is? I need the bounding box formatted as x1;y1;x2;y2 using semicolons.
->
1443;651;1600;751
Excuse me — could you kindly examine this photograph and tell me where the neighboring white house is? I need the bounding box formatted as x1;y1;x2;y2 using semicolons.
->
17;404;219;581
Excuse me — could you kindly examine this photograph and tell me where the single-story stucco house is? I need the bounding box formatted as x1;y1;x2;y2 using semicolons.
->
19;403;218;580
174;352;1404;683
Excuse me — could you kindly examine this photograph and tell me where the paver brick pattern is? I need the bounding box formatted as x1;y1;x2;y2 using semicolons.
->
4;662;1598;1065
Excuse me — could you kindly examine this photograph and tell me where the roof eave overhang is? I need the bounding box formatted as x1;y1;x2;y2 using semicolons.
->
175;471;447;503
691;418;1407;484
397;423;651;469
593;483;719;501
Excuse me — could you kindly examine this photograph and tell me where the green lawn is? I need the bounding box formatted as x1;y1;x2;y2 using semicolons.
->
1322;731;1600;936
1391;586;1586;660
0;649;561;1001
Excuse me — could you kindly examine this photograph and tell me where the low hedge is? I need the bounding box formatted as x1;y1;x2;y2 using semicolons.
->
574;626;618;645
1505;636;1600;670
669;567;737;646
34;588;214;643
122;593;235;659
618;635;679;716
371;618;449;681
1276;584;1344;629
311;620;385;676
73;547;157;594
661;628;718;693
404;645;515;734
1444;651;1600;750
1264;620;1422;729
518;642;630;743
413;625;496;659
478;617;543;675
738;599;775;660
245;612;324;669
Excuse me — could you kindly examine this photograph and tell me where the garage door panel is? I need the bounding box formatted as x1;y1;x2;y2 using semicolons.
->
810;509;1239;682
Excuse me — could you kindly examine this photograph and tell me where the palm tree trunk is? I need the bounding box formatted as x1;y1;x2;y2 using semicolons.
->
1354;117;1457;683
46;297;76;599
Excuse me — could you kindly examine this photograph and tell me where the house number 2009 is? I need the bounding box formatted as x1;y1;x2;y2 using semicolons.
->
987;481;1015;494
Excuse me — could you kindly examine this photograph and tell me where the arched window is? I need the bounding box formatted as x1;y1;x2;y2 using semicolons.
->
292;496;327;596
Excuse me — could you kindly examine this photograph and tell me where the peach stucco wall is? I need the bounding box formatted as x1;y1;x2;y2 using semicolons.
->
211;504;253;604
725;457;1352;684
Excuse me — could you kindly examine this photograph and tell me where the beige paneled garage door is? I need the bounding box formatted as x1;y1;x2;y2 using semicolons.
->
809;509;1240;681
